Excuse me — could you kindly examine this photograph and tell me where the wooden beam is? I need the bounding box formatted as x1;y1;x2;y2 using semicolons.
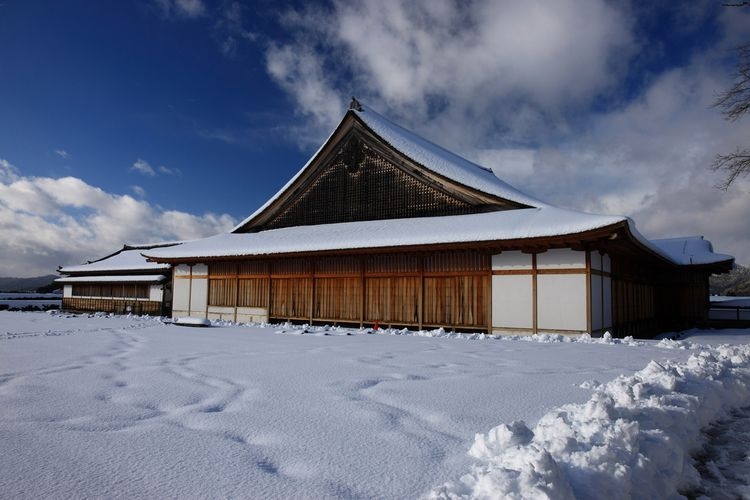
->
586;251;592;334
532;253;538;335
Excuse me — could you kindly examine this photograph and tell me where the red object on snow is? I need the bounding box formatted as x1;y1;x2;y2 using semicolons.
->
374;321;379;331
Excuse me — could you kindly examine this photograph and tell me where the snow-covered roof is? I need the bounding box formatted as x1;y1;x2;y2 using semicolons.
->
148;208;625;260
145;209;733;269
231;102;544;232
650;236;734;266
353;105;546;208
60;248;172;274
55;275;167;284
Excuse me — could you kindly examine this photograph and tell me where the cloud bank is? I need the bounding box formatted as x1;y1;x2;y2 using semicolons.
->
0;159;236;277
264;0;750;265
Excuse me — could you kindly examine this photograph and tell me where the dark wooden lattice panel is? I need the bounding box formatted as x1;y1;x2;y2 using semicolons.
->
259;135;479;230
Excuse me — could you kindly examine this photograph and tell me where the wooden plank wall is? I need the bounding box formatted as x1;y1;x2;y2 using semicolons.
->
611;255;711;337
206;251;490;330
62;297;162;315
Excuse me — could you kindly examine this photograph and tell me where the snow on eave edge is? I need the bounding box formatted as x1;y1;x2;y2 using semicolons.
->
145;212;629;262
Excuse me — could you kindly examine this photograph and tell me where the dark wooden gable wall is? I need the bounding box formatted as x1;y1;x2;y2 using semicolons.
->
244;122;523;232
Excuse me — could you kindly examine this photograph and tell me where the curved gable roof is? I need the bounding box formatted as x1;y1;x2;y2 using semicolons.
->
231;102;544;233
352;105;546;208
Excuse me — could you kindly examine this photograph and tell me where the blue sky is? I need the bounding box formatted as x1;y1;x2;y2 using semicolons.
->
1;0;749;276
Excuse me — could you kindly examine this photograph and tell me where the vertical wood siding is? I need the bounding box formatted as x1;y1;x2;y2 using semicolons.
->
206;250;491;330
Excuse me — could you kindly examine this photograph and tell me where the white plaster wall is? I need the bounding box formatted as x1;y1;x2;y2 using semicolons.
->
192;264;208;276
63;284;72;298
190;276;208;318
174;264;191;277
172;275;191;317
536;249;586;269
590;274;603;331
492;275;533;329
149;284;163;302
492;251;532;270
537;274;587;331
603;276;612;328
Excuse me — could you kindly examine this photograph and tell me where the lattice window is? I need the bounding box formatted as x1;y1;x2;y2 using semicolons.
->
259;134;482;230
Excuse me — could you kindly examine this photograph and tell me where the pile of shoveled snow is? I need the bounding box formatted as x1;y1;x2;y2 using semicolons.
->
429;344;750;499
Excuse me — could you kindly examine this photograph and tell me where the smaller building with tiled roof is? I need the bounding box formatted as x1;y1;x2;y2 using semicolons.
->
57;242;180;315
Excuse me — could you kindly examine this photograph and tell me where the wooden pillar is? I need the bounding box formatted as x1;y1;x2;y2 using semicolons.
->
486;252;492;334
418;254;424;331
359;257;367;328
585;251;592;334
309;261;315;324
187;264;193;316
234;264;240;323
532;253;538;335
267;262;273;319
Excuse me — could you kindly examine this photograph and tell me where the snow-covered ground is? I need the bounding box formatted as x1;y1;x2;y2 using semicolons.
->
0;312;748;498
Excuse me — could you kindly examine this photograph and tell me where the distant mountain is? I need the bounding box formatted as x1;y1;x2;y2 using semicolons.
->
710;264;750;296
0;275;59;292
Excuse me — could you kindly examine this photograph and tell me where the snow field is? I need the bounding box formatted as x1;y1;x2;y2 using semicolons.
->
429;341;750;499
0;312;747;498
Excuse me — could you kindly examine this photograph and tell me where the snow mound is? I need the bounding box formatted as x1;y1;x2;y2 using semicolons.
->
174;317;212;327
429;344;750;499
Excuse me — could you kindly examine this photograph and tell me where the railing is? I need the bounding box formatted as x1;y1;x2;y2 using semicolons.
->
708;304;750;321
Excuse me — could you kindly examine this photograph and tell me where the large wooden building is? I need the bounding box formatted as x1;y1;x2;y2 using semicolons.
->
57;243;178;315
142;100;733;336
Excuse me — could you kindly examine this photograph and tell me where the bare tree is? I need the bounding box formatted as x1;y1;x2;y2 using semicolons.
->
713;25;750;188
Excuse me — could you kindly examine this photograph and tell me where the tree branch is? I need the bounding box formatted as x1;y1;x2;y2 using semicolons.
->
711;149;750;189
713;45;750;122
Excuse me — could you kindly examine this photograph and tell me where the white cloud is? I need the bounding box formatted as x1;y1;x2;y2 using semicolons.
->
214;1;257;58
131;158;182;177
266;0;634;147
131;158;156;176
265;44;345;144
0;160;236;277
154;0;206;19
131;185;146;198
55;149;70;159
0;158;19;183
263;1;750;265
492;55;750;265
158;165;182;176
